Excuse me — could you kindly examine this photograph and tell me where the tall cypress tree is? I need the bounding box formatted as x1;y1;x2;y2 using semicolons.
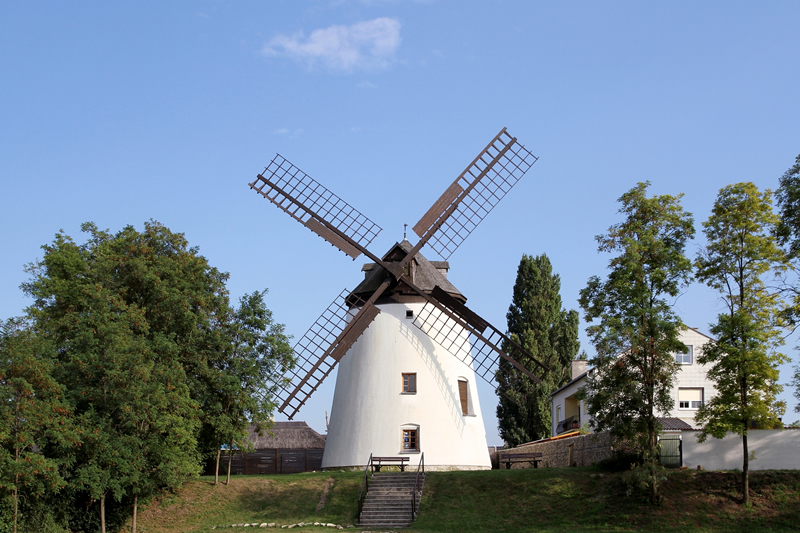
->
496;254;580;446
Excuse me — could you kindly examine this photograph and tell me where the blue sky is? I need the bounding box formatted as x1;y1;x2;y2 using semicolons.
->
2;1;800;444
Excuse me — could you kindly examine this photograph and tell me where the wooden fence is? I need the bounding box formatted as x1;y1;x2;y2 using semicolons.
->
207;448;325;475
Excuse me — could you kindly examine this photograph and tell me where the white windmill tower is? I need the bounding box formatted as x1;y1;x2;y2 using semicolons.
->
248;128;548;470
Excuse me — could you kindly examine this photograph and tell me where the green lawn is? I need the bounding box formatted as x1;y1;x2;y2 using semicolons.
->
133;468;800;533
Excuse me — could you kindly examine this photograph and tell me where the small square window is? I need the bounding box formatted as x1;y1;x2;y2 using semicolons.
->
678;388;703;409
402;373;416;393
675;345;693;365
406;310;414;319
403;429;418;451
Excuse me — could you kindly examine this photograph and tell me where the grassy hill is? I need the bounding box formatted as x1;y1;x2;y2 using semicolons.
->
133;468;800;532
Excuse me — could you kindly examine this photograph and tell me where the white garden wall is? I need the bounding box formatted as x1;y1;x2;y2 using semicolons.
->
681;429;800;471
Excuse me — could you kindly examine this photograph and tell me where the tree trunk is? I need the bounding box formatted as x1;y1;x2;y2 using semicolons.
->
226;442;234;485
215;448;221;485
647;413;659;505
742;431;750;506
12;481;18;533
13;447;19;533
100;494;106;533
132;495;138;533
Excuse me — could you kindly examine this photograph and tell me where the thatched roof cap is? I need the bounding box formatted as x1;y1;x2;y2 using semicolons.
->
351;240;465;303
246;422;326;449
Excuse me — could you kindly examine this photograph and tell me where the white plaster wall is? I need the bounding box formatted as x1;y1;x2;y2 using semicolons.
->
550;380;592;437
322;302;491;470
662;329;717;427
681;429;800;470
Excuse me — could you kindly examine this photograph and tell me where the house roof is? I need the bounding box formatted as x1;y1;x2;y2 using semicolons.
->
549;370;589;398
658;417;694;431
549;327;716;399
245;421;326;449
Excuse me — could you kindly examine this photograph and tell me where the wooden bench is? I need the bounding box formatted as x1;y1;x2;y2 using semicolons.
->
371;456;410;472
498;452;543;470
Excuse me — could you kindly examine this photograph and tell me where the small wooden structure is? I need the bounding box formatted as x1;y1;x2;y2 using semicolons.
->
498;451;543;469
207;421;326;475
370;456;410;472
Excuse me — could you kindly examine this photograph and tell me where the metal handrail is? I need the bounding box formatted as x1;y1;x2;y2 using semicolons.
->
412;453;424;519
358;453;373;518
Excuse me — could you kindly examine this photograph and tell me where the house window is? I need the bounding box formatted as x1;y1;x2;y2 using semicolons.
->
458;379;469;415
402;429;419;451
402;373;416;393
678;388;703;409
406;309;414;319
675;345;693;365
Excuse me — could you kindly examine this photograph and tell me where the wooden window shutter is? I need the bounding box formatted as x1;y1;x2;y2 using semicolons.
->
458;379;468;415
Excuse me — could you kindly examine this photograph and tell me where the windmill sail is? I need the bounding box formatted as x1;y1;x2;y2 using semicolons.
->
276;289;373;419
412;285;548;386
250;128;546;423
277;279;392;419
250;154;382;259
412;128;538;260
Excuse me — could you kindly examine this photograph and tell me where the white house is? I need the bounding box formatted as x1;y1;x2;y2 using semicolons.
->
549;328;716;437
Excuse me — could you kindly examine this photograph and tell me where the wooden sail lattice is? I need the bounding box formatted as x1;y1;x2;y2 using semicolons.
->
277;289;371;420
250;154;382;259
413;128;538;260
250;128;545;419
412;291;545;386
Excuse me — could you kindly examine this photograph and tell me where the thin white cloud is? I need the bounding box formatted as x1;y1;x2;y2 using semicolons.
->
262;18;401;72
271;128;304;139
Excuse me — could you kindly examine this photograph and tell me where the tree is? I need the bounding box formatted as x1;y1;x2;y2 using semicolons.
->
695;182;788;506
774;153;800;414
199;290;293;485
496;254;580;445
578;182;694;504
22;222;205;532
0;318;75;533
20;221;293;531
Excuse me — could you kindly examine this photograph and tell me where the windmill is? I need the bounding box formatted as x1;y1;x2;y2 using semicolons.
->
249;128;547;469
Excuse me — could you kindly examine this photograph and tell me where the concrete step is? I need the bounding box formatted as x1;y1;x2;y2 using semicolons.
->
359;520;412;529
364;496;421;503
360;471;424;527
362;505;416;513
362;509;415;517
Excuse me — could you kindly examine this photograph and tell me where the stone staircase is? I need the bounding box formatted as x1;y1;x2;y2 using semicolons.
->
359;472;424;529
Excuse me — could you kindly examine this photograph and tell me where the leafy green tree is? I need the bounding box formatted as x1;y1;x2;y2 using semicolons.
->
200;290;293;485
20;221;293;531
496;254;580;445
0;318;75;533
695;182;788;506
578;182;694;504
774;153;800;414
22;223;203;532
